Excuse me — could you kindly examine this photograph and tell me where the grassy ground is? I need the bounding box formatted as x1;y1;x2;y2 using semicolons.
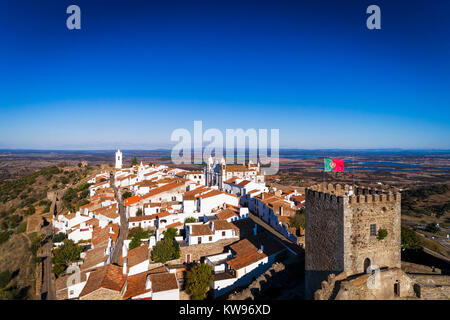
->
0;233;36;299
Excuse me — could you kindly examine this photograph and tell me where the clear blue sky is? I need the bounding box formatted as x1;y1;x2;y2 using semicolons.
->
0;0;449;149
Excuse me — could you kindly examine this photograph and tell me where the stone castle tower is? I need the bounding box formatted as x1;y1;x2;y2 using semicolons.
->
115;149;122;169
305;183;401;299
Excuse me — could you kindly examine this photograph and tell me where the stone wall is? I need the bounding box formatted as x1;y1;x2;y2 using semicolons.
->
333;268;415;300
313;272;347;300
343;191;401;275
305;183;401;299
305;185;345;298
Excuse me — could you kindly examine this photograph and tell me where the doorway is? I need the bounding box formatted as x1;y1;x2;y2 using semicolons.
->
364;258;371;273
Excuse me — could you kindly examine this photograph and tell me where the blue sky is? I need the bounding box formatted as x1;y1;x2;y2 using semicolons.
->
0;0;449;149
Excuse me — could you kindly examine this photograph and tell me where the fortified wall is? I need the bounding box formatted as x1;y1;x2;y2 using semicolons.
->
305;183;401;299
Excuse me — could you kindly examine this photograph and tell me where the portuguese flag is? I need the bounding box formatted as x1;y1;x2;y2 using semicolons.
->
324;158;344;172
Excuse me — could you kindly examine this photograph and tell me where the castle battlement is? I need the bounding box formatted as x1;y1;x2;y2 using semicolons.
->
306;183;400;205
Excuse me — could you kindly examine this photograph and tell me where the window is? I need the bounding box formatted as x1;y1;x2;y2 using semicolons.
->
198;237;202;244
222;231;225;236
209;236;212;241
370;224;377;236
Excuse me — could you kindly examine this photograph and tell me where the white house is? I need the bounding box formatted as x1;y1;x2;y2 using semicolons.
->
185;220;239;246
197;190;239;214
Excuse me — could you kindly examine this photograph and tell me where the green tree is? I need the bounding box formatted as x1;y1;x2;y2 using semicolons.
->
131;156;138;166
151;237;180;263
51;239;83;276
184;217;197;223
186;263;213;300
122;191;133;199
401;226;422;250
289;208;305;232
163;227;178;239
129;237;142;250
136;208;143;216
53;232;67;243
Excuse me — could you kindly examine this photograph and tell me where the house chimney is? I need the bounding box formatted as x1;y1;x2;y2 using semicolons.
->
109;226;113;234
123;258;128;275
258;245;264;253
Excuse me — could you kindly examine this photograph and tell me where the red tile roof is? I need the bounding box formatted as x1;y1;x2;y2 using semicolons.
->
124;195;141;206
190;224;213;236
79;265;127;298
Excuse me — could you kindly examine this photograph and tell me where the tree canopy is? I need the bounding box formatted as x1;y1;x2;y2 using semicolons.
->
289;208;305;234
150;237;180;263
51;239;83;276
186;263;213;300
401;226;422;250
184;217;197;223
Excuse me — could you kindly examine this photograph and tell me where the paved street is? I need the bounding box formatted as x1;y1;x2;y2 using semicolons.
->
110;173;129;264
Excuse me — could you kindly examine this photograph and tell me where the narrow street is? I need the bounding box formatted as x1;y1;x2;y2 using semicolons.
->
247;210;304;256
110;172;129;264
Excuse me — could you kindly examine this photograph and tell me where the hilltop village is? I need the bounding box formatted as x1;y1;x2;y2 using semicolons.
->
49;150;450;300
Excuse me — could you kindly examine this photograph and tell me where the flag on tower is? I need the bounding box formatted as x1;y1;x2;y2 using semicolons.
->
324;158;344;172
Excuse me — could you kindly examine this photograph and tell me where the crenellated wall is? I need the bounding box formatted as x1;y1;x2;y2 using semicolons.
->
305;183;401;299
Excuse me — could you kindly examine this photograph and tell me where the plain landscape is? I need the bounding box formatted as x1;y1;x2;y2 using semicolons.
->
0;149;449;299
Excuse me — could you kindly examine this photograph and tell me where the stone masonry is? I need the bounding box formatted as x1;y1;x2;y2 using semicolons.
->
305;183;401;299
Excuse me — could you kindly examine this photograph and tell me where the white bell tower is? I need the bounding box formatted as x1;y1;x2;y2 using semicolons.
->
115;149;122;169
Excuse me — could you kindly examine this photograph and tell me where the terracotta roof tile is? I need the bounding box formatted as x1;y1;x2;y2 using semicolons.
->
190;224;213;236
124;195;141;206
79;264;126;298
149;272;178;293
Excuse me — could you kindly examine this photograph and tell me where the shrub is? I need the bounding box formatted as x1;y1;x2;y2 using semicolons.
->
136;208;143;217
30;234;46;256
24;205;35;216
184;217;197;223
0;270;12;288
377;228;388;240
0;231;13;245
16;222;27;234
